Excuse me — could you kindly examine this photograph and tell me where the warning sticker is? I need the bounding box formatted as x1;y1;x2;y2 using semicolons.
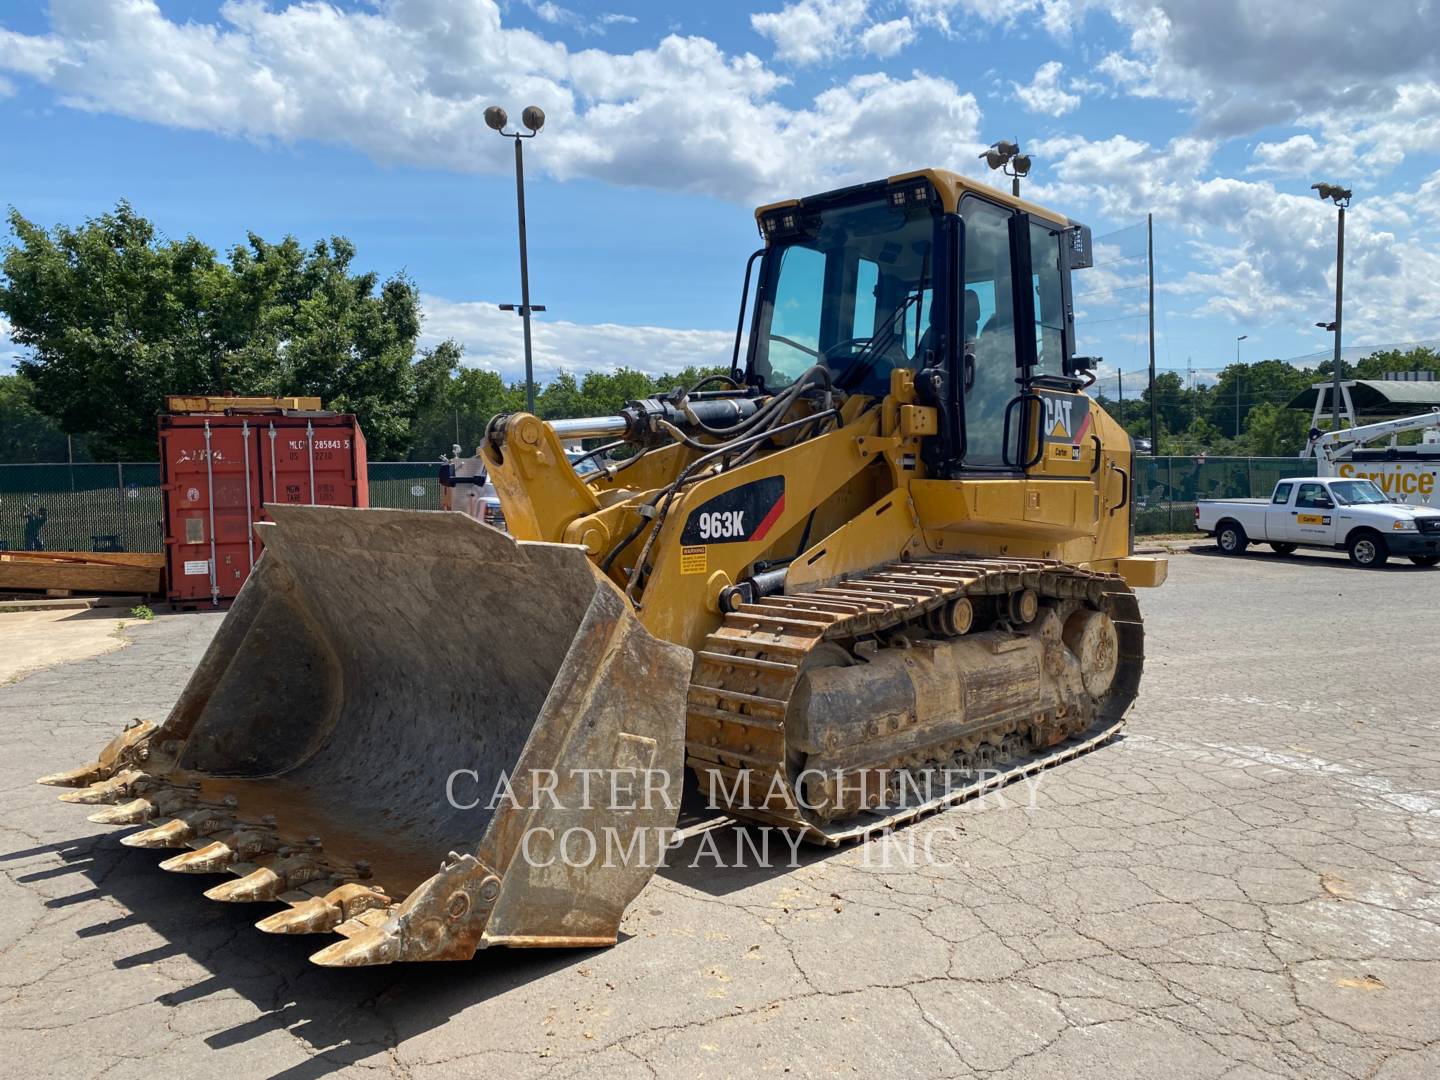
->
680;546;708;575
183;559;210;576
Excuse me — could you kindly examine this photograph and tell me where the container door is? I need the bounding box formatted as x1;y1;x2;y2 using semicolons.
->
163;420;261;603
309;420;361;507
260;419;361;508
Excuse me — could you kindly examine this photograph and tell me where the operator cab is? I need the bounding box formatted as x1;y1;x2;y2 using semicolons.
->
743;169;1094;475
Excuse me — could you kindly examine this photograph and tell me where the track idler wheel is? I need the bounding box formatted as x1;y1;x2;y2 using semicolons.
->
1062;609;1119;697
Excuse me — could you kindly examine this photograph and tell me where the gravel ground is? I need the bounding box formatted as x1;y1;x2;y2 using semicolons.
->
3;545;1439;1079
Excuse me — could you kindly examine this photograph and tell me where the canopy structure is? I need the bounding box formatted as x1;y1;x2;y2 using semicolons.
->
1288;380;1440;418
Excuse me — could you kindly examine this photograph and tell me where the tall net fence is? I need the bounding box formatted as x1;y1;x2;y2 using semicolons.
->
1133;456;1317;534
2;456;1316;551
367;461;445;512
0;464;164;553
0;462;442;553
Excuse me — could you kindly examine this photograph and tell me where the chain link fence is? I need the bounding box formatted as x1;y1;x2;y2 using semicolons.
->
1133;456;1317;535
2;456;1316;551
0;461;443;553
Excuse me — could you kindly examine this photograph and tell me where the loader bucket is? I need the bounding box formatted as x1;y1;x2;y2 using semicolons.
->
38;506;692;965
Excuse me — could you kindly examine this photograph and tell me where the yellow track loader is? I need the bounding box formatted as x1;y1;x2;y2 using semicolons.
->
40;169;1166;967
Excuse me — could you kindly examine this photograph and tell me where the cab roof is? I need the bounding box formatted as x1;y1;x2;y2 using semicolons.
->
754;167;1075;230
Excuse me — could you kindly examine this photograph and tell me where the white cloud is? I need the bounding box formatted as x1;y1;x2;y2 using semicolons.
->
0;0;980;205
0;27;67;78
750;1;915;64
751;0;869;65
859;17;916;58
524;1;637;36
1036;132;1440;344
1368;169;1440;239
904;0;1097;39
420;294;733;381
1012;61;1080;117
1094;0;1440;159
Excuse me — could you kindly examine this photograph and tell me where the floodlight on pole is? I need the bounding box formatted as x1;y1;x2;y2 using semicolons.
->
488;104;549;414
980;140;1031;198
1312;180;1351;433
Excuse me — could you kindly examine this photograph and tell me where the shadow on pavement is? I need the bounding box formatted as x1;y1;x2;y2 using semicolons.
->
10;827;597;1079
1187;544;1435;571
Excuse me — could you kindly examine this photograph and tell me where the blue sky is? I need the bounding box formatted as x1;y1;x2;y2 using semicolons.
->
2;0;1438;394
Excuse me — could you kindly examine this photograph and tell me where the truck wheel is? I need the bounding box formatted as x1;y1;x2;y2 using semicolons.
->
1347;531;1389;568
1410;555;1440;567
1270;543;1297;555
1216;522;1248;555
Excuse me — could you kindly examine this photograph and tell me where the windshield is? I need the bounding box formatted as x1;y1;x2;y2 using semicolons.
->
1330;480;1389;505
751;198;938;397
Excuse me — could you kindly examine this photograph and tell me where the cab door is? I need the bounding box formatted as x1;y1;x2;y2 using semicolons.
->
1265;482;1295;539
1289;482;1338;544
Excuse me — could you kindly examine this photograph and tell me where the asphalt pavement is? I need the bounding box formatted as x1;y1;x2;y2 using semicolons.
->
3;545;1439;1079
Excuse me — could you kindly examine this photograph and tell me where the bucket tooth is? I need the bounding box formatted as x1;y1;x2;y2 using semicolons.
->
257;896;341;935
39;720;158;789
123;818;196;849
88;797;159;826
37;762;105;788
57;769;149;805
310;923;401;968
159;840;235;874
206;867;283;903
121;808;230;849
208;851;330;903
256;883;391;936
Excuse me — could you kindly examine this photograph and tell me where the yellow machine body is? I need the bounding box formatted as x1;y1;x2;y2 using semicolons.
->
43;168;1165;967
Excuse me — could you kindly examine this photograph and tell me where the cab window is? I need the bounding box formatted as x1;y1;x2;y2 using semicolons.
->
1027;220;1066;380
959;196;1018;467
851;258;879;339
1271;483;1293;505
765;244;826;386
1295;483;1333;509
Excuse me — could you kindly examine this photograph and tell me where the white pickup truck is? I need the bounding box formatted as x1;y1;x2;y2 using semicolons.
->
1196;476;1440;568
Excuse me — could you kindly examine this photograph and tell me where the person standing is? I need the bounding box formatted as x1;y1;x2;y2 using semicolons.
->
22;505;48;551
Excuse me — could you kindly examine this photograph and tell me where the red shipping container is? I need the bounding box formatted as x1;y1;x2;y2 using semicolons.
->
159;404;368;604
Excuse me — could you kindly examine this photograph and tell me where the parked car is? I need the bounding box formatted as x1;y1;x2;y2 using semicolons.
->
439;446;600;534
1195;476;1440;568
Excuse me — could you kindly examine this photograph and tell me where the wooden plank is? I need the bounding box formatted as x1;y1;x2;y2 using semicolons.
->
0;559;163;596
0;551;164;569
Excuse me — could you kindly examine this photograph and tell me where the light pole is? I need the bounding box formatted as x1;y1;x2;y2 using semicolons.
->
980;141;1031;198
486;104;547;414
1312;181;1352;433
1235;334;1247;437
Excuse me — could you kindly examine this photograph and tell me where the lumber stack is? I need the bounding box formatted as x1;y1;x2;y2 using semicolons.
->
0;551;165;596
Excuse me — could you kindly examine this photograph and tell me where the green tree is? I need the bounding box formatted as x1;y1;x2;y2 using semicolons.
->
0;203;424;458
0;372;82;462
1145;372;1186;436
535;371;585;420
1204;359;1311;440
1242;401;1312;457
1354;346;1440;380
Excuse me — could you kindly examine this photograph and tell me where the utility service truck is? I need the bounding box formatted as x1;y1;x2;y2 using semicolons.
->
1197;476;1440;567
1304;408;1440;506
